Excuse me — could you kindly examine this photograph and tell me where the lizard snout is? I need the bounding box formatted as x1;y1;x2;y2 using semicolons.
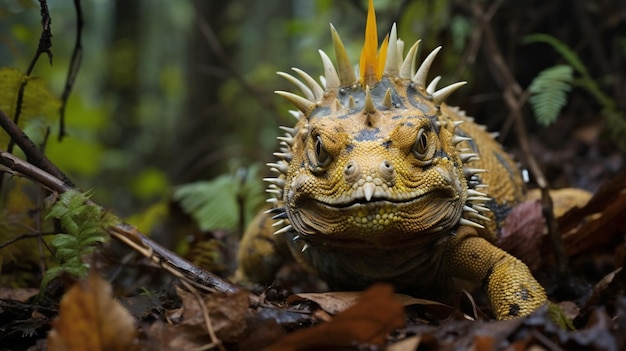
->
343;159;396;201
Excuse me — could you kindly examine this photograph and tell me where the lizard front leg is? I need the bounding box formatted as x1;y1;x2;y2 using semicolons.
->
233;210;288;285
443;226;547;319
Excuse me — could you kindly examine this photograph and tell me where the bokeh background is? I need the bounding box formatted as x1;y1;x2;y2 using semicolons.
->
1;0;624;239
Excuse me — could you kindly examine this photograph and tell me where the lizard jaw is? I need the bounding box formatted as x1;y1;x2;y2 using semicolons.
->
286;187;463;247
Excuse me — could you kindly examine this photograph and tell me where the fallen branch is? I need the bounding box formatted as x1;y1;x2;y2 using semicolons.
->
0;108;255;302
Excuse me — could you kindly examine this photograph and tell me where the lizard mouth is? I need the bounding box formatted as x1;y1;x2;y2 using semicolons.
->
288;188;462;246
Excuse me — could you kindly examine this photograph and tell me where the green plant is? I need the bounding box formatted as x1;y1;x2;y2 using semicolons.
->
524;34;626;151
173;165;265;236
528;65;573;126
42;189;118;288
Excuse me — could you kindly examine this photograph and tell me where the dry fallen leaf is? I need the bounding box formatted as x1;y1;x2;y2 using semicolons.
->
47;271;138;351
145;287;250;349
0;288;39;302
497;199;545;270
294;290;451;316
292;291;362;315
267;283;405;351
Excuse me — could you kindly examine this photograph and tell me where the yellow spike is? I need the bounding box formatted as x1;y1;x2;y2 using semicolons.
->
364;85;376;114
359;0;378;86
382;87;392;109
376;34;389;81
330;24;357;86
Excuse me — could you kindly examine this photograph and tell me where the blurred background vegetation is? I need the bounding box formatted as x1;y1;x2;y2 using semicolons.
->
1;0;624;253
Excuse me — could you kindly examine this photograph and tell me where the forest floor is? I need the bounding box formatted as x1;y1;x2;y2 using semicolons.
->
0;106;625;350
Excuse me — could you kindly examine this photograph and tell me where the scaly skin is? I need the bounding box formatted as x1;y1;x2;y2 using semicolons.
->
236;0;547;319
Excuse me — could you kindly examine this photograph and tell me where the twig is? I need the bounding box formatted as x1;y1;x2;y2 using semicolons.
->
58;0;84;141
7;0;53;149
0;232;56;250
181;280;225;351
470;1;569;277
1;108;254;301
0;109;74;188
2;0;54;194
0;147;256;302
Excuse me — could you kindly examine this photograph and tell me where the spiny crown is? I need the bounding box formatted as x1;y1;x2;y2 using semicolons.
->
275;0;467;119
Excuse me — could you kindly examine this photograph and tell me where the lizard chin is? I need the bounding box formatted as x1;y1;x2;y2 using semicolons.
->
287;190;463;247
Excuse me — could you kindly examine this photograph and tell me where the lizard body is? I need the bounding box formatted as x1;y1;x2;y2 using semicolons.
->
236;0;546;319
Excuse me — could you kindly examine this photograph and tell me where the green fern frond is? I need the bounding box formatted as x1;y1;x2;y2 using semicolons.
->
528;65;573;126
173;165;266;233
524;34;626;152
42;190;118;288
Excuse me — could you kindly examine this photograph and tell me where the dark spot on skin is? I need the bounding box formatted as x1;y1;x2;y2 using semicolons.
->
483;267;493;287
382;140;391;149
495;151;518;180
346;144;354;153
436;149;449;161
338;114;349;119
405;122;415;127
508;303;520;317
391;115;403;120
309;106;331;119
355;128;381;141
405;87;432;113
519;287;529;301
470;252;480;260
486;199;513;228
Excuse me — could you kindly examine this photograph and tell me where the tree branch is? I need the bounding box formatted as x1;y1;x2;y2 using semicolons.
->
0;148;250;299
0;107;252;301
0;109;74;188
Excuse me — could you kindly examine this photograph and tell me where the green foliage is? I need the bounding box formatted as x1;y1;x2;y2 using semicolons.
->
42;190;118;288
528;65;573;126
0;67;60;147
173;165;265;235
124;200;169;236
524;34;626;151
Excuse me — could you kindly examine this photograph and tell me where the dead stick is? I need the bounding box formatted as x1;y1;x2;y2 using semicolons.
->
0;109;74;187
0;147;251;300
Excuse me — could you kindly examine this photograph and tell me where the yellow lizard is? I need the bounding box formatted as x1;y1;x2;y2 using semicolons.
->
236;0;547;320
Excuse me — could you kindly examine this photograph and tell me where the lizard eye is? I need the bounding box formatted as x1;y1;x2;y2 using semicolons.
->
314;135;330;166
412;128;430;160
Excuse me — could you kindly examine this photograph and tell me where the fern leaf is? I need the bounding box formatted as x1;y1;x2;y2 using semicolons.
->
173;165;265;232
174;175;238;231
528;65;573;126
43;190;113;288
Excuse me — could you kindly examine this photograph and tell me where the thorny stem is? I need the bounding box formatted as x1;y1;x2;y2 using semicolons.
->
471;1;570;277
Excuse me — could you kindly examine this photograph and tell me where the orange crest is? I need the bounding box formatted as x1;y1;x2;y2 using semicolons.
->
359;0;388;86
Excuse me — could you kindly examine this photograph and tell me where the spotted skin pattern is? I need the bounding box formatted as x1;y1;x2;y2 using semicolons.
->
235;0;546;319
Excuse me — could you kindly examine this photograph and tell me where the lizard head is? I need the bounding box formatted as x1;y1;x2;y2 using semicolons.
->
267;0;488;248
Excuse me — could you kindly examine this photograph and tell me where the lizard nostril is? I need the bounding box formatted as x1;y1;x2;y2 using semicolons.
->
379;160;394;181
344;161;360;182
